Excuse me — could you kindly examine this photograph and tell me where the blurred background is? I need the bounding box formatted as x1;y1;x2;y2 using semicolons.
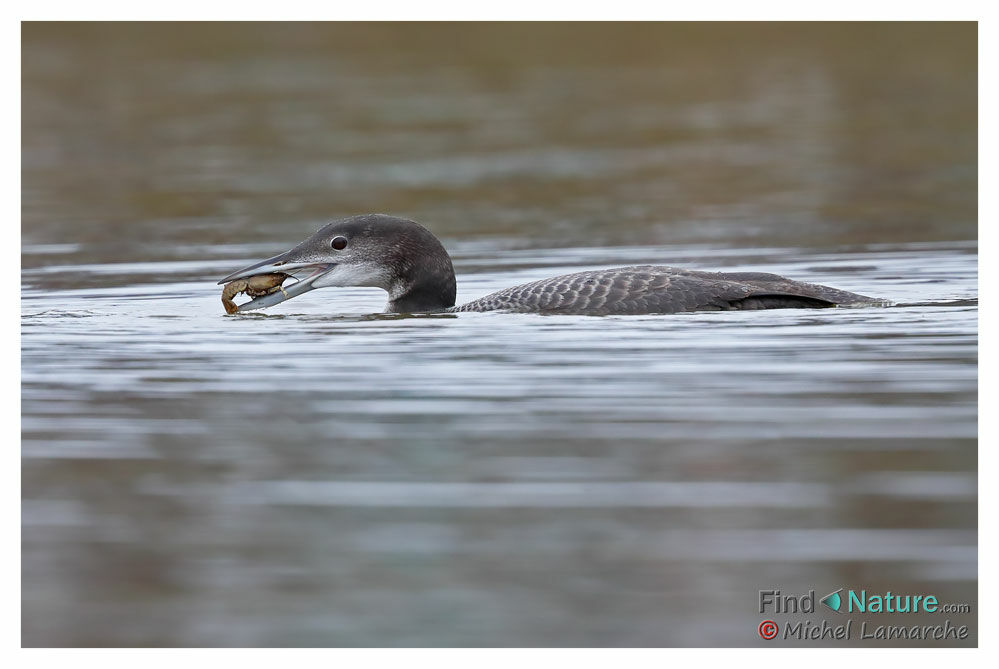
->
22;22;976;647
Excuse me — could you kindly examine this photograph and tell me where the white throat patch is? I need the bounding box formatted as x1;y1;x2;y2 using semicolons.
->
313;262;391;290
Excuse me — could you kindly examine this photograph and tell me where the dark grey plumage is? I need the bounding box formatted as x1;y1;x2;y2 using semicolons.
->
449;266;873;315
219;214;878;315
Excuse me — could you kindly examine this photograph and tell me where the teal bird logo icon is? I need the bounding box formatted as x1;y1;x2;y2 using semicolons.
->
821;589;844;613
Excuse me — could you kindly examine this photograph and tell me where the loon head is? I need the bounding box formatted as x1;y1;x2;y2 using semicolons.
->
218;214;457;313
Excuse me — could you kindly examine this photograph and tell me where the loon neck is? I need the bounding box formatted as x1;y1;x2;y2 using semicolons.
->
387;280;456;313
384;249;458;313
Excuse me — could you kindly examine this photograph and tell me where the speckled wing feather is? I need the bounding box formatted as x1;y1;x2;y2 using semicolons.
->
449;265;874;315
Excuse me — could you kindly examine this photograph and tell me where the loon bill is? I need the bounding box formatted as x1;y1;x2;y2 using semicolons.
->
217;214;879;316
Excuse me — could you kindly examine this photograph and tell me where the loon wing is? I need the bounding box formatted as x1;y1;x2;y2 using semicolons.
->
453;266;874;315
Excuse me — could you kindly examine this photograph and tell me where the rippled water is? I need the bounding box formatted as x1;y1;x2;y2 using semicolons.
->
22;23;977;647
21;240;978;646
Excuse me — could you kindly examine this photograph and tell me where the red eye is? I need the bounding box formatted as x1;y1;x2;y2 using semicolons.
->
331;236;347;250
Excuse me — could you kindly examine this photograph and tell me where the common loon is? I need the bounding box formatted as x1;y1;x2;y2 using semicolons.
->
218;214;876;315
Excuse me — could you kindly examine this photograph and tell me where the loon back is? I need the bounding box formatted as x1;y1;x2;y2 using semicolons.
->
449;265;874;315
218;214;877;315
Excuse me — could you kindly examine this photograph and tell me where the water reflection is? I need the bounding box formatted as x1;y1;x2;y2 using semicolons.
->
22;241;977;646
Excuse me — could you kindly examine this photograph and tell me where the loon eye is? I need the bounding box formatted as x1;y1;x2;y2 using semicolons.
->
330;236;348;250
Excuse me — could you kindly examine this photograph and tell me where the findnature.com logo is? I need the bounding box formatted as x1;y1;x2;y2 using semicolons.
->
758;589;972;642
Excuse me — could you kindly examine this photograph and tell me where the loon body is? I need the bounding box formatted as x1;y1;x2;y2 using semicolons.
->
218;214;876;315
